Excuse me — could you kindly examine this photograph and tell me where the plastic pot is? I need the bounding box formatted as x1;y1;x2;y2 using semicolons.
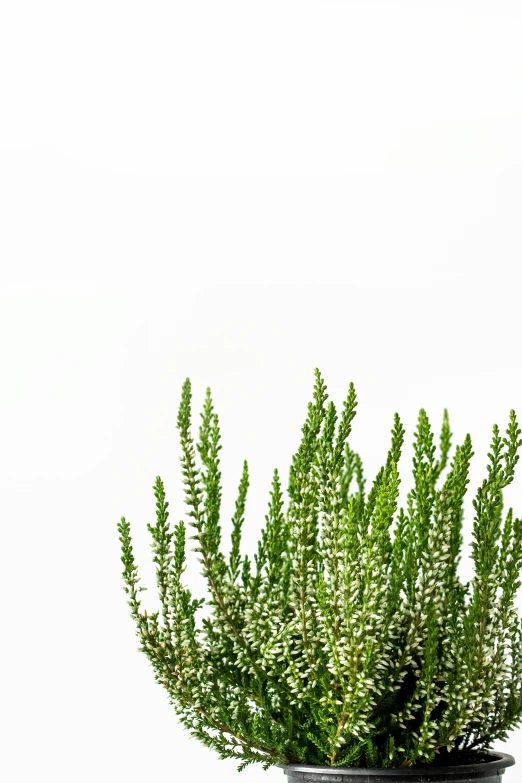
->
280;751;515;783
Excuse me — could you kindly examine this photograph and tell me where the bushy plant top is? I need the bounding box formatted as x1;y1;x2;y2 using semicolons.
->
118;371;522;770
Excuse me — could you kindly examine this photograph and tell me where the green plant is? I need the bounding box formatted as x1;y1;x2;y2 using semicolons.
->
117;370;522;771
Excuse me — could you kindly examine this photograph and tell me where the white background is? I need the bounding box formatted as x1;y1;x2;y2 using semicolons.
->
1;1;522;781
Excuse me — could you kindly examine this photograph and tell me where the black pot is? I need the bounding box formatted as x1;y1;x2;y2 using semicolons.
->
280;751;515;783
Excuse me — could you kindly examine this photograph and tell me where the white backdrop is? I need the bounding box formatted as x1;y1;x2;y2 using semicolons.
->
1;2;522;782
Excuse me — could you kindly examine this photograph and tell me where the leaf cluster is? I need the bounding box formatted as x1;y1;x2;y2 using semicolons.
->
117;371;522;770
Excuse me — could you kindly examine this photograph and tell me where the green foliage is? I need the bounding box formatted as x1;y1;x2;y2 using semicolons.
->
117;371;522;771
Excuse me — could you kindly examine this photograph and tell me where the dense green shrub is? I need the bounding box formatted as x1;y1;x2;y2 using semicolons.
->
117;371;522;770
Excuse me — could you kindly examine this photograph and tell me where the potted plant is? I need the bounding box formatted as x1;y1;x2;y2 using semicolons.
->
117;370;520;781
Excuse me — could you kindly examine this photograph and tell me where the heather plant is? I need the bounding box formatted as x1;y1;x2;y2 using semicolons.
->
117;370;522;771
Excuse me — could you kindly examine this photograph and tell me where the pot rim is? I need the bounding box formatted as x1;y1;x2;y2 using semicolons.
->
279;750;515;776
